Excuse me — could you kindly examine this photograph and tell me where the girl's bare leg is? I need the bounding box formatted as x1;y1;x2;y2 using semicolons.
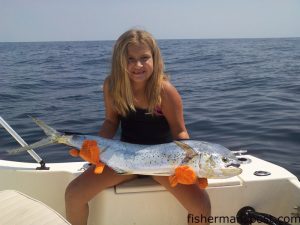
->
65;166;136;225
152;176;211;225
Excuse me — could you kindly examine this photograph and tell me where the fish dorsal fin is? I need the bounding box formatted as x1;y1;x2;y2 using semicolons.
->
174;140;198;164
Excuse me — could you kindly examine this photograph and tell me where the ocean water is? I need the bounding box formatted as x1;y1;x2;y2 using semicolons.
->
0;38;299;179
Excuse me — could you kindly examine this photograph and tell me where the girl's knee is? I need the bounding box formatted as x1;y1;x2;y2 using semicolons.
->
65;179;93;204
65;181;79;203
196;189;211;213
193;193;211;225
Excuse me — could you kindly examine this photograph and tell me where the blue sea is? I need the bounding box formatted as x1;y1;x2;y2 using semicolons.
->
0;38;299;179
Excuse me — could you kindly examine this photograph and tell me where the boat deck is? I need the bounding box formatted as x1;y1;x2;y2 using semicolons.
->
0;155;299;225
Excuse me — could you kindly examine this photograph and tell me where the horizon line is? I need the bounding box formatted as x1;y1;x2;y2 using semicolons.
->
1;36;300;44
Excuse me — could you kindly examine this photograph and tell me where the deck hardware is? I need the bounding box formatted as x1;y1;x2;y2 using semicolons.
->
232;150;251;164
232;150;248;156
254;171;271;176
291;205;300;217
237;157;252;164
78;163;92;171
36;160;49;170
237;206;291;225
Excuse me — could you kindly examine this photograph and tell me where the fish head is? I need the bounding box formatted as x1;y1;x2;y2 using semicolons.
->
197;152;242;179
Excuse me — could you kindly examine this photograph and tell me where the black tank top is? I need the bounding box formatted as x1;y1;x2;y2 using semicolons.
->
120;108;173;145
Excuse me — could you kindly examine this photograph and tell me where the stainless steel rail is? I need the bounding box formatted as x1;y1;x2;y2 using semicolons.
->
0;116;48;169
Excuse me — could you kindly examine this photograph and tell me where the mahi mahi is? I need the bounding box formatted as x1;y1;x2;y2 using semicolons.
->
8;117;242;187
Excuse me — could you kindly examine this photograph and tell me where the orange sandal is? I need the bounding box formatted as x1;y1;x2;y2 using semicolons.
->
69;140;105;174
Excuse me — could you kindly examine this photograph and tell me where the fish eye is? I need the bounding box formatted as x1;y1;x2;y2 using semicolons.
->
222;157;229;163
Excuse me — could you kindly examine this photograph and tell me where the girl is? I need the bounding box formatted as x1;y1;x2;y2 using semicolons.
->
65;29;211;225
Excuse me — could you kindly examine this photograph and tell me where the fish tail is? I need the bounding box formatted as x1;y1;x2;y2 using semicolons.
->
7;116;69;155
29;116;61;137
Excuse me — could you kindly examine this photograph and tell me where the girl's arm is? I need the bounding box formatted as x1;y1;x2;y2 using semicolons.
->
161;81;190;140
99;78;120;139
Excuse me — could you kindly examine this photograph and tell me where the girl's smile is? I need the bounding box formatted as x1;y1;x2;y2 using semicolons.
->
127;44;154;85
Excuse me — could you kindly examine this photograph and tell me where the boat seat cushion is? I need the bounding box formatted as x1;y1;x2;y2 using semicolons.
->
0;190;70;225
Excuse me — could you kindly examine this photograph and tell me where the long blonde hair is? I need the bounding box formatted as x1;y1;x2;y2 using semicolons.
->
107;29;168;117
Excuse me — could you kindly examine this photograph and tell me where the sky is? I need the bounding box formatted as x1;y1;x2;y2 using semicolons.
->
0;0;300;42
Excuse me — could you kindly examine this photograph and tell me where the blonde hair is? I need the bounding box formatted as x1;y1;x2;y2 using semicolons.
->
107;29;168;117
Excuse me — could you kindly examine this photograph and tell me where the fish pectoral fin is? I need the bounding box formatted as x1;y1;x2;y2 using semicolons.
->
168;165;197;187
174;141;198;164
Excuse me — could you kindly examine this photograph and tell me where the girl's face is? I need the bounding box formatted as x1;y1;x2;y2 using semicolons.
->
126;43;154;86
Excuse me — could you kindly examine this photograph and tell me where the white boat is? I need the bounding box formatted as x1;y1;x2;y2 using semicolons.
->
1;117;300;225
